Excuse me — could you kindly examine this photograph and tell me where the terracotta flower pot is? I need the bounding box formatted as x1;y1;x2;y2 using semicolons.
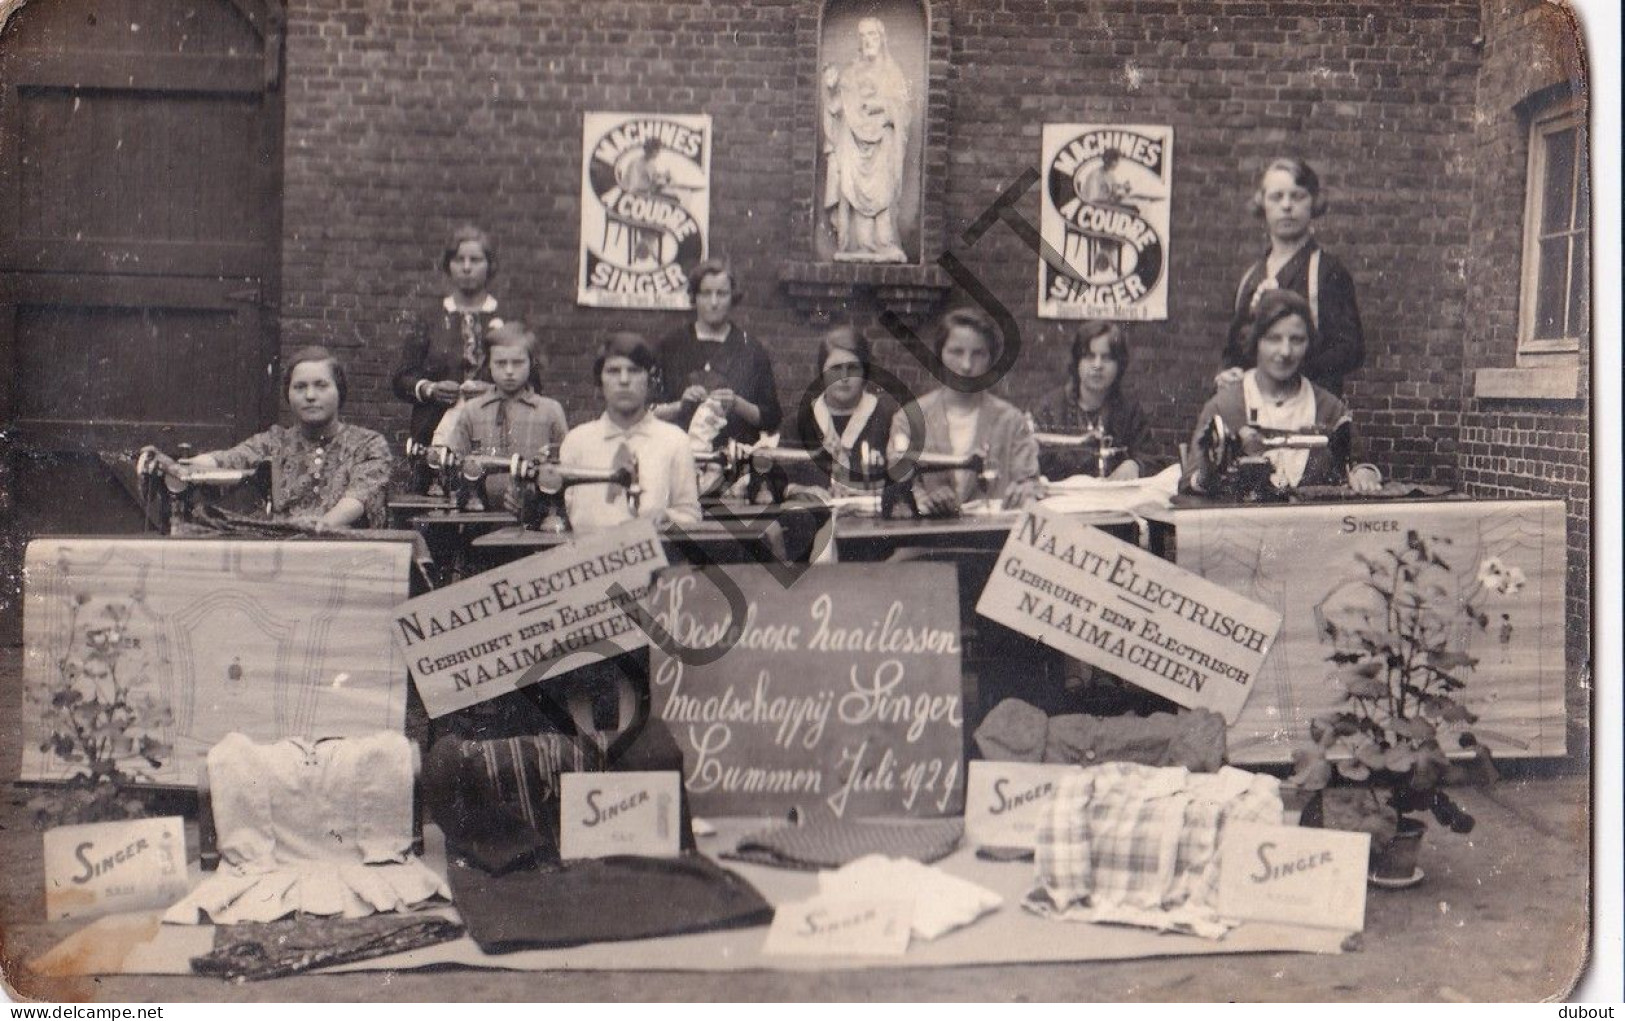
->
1369;816;1427;886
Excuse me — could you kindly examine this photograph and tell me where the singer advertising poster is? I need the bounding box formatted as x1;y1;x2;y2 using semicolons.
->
578;112;712;310
1038;123;1172;321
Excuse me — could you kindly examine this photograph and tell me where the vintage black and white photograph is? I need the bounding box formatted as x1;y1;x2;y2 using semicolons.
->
0;0;1613;1004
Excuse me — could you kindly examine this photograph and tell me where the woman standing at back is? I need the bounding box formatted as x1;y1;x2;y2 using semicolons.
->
1217;158;1365;396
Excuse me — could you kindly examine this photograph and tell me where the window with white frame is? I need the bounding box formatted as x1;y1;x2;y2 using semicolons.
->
1518;97;1589;358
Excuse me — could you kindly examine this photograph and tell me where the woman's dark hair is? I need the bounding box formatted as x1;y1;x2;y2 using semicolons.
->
686;259;743;306
282;346;347;407
441;224;498;280
1244;289;1321;366
1250;157;1329;219
1068;321;1129;399
814;326;873;381
592;331;659;386
932;307;999;361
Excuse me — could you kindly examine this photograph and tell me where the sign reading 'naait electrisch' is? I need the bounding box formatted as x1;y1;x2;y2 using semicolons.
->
393;521;667;718
977;509;1279;723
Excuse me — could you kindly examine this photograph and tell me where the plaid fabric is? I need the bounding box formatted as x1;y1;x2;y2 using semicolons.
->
1026;762;1281;938
724;818;965;872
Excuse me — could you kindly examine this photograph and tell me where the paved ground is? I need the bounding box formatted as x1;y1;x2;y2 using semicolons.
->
0;646;1594;1003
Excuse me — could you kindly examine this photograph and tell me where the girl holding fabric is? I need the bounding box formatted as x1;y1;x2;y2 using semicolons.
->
1185;290;1381;496
393;225;507;491
1029;321;1150;481
651;260;783;449
1217;158;1365;396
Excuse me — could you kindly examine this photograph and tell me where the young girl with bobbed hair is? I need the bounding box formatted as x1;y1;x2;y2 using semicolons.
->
651;259;783;449
1217;157;1365;396
778;326;895;499
888;307;1041;515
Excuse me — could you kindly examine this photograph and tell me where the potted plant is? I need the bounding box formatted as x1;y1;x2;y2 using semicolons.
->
1288;531;1513;887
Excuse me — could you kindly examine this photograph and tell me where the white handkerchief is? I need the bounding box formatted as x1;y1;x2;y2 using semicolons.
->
817;855;1003;941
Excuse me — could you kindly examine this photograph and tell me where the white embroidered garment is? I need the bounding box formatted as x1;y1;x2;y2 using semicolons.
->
816;855;1003;941
1024;763;1282;939
1241;369;1316;487
163;732;449;925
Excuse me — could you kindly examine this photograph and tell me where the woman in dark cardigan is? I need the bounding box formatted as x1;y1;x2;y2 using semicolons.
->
778;326;893;499
1217;157;1364;396
650;260;782;449
1029;320;1150;481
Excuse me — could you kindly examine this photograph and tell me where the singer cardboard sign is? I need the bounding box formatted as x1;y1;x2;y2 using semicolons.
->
560;772;682;860
649;564;964;821
44;817;189;921
1217;823;1369;932
393;521;667;718
977;509;1280;723
964;761;1077;851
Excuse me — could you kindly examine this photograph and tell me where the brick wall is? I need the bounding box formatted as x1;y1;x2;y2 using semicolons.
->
1458;0;1591;750
281;0;1481;488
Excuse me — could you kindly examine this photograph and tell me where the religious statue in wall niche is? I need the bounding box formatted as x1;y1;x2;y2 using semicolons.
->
821;16;912;263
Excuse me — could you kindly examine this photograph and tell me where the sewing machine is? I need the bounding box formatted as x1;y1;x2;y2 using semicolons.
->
135;446;267;533
735;440;888;506
879;448;995;519
403;439;532;512
1033;428;1130;480
1191;416;1353;502
691;444;742;501
528;444;641;533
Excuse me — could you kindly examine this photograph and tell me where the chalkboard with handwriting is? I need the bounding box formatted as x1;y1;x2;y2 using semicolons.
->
649;564;964;821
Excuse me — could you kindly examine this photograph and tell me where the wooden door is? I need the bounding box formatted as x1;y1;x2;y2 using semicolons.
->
0;0;284;636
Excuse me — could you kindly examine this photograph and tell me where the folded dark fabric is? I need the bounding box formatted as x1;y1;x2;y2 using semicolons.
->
1045;709;1227;772
723;818;965;871
974;698;1227;772
423;720;696;875
192;913;464;981
424;717;770;955
445;852;774;954
973;699;1050;762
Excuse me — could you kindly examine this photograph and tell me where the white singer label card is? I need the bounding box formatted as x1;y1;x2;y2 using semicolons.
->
964;761;1077;850
762;898;913;958
44;817;189;921
559;771;681;860
1218;822;1370;932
